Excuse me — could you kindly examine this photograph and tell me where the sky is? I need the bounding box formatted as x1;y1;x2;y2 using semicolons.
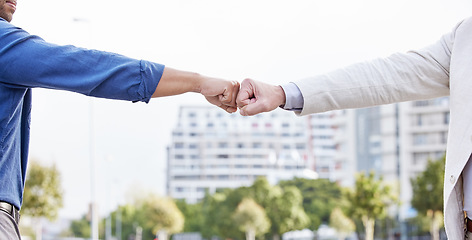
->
10;0;472;219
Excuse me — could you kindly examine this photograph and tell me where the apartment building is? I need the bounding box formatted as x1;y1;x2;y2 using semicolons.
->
334;98;449;220
167;98;450;220
167;106;315;203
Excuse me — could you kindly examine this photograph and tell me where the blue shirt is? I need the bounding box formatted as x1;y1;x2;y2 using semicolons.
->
0;18;164;209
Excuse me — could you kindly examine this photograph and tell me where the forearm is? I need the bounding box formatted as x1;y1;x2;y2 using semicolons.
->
296;26;455;115
152;67;205;97
152;67;240;113
296;51;451;115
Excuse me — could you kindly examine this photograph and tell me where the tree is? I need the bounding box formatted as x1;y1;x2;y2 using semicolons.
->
345;171;396;240
232;198;270;240
243;177;309;240
175;199;204;232
266;186;310;240
22;160;63;219
69;215;91;238
330;207;355;240
410;155;445;240
280;178;342;229
106;204;140;240
22;160;63;240
201;177;309;240
201;190;242;238
138;195;184;240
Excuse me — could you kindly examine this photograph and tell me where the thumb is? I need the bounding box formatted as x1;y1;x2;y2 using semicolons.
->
236;78;256;108
239;100;267;116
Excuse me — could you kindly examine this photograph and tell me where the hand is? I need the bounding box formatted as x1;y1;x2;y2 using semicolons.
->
236;78;286;116
200;77;240;113
152;67;240;113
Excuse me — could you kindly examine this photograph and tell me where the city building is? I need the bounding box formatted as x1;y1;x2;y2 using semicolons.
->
398;97;449;219
167;106;316;203
335;98;449;220
167;97;450;221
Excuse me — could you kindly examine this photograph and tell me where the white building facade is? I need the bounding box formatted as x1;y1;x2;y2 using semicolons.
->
167;106;316;203
167;98;450;220
331;98;449;220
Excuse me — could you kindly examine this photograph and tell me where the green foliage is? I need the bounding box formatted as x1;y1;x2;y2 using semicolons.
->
67;177;349;239
279;178;342;229
22;160;63;220
232;198;270;237
68;195;184;240
346;171;395;220
410;155;445;214
202;190;246;238
410;155;446;240
201;177;309;239
266;186;310;236
108;205;140;240
345;171;396;240
175;199;204;232
330;207;355;238
138;195;184;236
69;216;91;238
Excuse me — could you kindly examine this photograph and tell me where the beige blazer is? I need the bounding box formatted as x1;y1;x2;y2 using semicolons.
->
294;17;472;238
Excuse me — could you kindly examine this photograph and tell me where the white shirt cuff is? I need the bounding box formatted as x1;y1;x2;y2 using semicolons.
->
280;82;304;111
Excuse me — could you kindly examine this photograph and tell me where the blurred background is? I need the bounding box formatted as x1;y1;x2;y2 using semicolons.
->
11;0;472;239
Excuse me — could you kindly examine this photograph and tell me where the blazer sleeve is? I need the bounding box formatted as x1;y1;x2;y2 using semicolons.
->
294;19;462;116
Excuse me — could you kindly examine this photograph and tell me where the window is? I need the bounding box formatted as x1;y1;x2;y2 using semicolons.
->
413;134;427;145
218;142;228;148
296;144;305;150
444;112;450;124
253;142;262;148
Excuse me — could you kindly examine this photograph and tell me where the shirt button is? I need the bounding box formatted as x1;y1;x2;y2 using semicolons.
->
450;175;455;184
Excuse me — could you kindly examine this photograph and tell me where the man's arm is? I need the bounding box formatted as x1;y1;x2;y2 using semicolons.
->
152;67;240;113
0;20;239;112
238;25;457;116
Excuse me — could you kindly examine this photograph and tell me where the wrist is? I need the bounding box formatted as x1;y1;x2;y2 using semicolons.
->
275;85;286;107
190;72;205;93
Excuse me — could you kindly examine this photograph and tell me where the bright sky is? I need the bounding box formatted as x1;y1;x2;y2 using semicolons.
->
11;0;472;219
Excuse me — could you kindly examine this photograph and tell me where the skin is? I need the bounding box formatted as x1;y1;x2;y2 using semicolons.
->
2;1;240;113
236;78;286;116
0;0;16;22
152;67;240;113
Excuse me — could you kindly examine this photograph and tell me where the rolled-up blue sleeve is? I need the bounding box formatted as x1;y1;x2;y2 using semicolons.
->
0;19;164;103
